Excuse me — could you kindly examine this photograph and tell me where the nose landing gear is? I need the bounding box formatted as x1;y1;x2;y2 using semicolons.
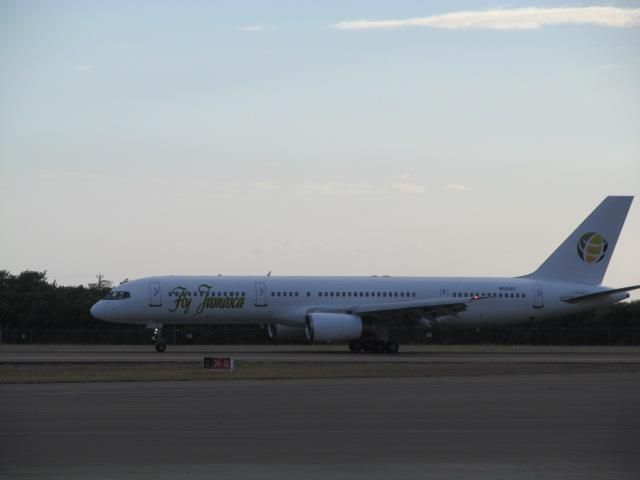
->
148;323;166;352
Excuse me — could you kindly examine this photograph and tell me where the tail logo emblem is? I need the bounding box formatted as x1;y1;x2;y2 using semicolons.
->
577;232;608;264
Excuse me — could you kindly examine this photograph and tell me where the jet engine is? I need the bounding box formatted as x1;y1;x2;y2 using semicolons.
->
304;313;363;343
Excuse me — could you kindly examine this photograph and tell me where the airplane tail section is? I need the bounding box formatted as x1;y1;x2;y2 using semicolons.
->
524;196;633;285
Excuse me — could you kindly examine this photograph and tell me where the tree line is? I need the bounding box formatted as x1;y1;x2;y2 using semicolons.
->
0;269;639;344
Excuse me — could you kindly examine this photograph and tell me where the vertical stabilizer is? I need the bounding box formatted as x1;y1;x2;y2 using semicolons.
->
525;196;633;285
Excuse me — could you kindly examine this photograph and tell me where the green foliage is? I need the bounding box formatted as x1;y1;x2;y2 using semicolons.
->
0;270;110;329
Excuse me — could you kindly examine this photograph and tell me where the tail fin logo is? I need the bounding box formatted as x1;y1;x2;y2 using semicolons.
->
577;232;608;264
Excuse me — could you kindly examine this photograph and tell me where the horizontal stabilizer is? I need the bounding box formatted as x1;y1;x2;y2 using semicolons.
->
562;285;640;304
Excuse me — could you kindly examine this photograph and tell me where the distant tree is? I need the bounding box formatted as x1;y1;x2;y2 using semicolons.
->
88;273;113;291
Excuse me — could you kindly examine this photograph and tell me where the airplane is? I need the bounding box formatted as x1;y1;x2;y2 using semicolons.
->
91;196;638;353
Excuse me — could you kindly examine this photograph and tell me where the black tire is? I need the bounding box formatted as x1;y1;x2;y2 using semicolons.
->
155;342;167;353
373;341;386;354
385;342;399;354
348;340;363;353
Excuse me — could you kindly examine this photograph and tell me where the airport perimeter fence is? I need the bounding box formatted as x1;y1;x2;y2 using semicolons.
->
2;326;640;346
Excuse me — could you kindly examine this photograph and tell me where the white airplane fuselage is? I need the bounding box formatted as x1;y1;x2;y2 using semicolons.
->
90;275;626;327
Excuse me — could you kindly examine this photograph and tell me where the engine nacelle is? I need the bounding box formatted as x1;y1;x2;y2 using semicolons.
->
304;313;363;343
264;323;307;342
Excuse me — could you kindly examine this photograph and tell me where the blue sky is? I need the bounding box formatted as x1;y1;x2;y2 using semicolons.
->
1;1;639;294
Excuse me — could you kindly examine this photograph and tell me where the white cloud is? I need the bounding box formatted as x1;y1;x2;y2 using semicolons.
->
302;182;374;195
445;183;471;192
239;25;263;32
388;174;426;194
332;7;640;31
301;175;429;195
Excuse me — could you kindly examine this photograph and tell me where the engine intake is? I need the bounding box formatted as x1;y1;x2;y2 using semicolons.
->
304;313;363;343
264;324;306;342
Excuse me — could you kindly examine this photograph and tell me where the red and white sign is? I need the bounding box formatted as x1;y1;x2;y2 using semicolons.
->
203;357;234;372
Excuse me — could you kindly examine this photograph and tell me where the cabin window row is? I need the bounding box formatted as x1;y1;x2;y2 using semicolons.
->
168;291;246;297
269;291;418;299
319;291;417;298
452;292;525;299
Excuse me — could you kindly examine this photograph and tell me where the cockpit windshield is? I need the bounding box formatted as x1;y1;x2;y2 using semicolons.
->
103;291;131;300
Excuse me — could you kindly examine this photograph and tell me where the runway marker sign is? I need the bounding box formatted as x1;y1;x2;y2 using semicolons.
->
203;357;234;372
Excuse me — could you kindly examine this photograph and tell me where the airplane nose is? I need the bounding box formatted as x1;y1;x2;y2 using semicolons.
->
90;301;104;320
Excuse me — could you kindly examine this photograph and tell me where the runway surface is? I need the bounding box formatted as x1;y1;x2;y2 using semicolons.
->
2;345;640;364
1;373;639;479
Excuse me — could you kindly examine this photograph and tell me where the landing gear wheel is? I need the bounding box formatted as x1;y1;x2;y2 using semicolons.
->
348;340;363;353
155;342;166;353
385;342;399;354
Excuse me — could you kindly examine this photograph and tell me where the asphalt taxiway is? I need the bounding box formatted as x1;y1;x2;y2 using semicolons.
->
2;344;640;364
1;373;638;479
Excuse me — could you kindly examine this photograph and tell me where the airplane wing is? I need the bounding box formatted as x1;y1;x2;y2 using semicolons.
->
314;296;485;322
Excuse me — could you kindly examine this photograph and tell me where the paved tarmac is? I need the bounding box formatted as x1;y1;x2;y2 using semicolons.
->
1;373;639;479
2;345;640;364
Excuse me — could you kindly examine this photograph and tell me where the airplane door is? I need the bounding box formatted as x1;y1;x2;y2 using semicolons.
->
149;282;162;307
533;283;543;309
255;282;267;307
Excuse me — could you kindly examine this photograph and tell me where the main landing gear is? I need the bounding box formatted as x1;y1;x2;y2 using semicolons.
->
148;324;166;352
348;339;399;354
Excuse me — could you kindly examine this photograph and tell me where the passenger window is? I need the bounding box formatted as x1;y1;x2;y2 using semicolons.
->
271;292;275;297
